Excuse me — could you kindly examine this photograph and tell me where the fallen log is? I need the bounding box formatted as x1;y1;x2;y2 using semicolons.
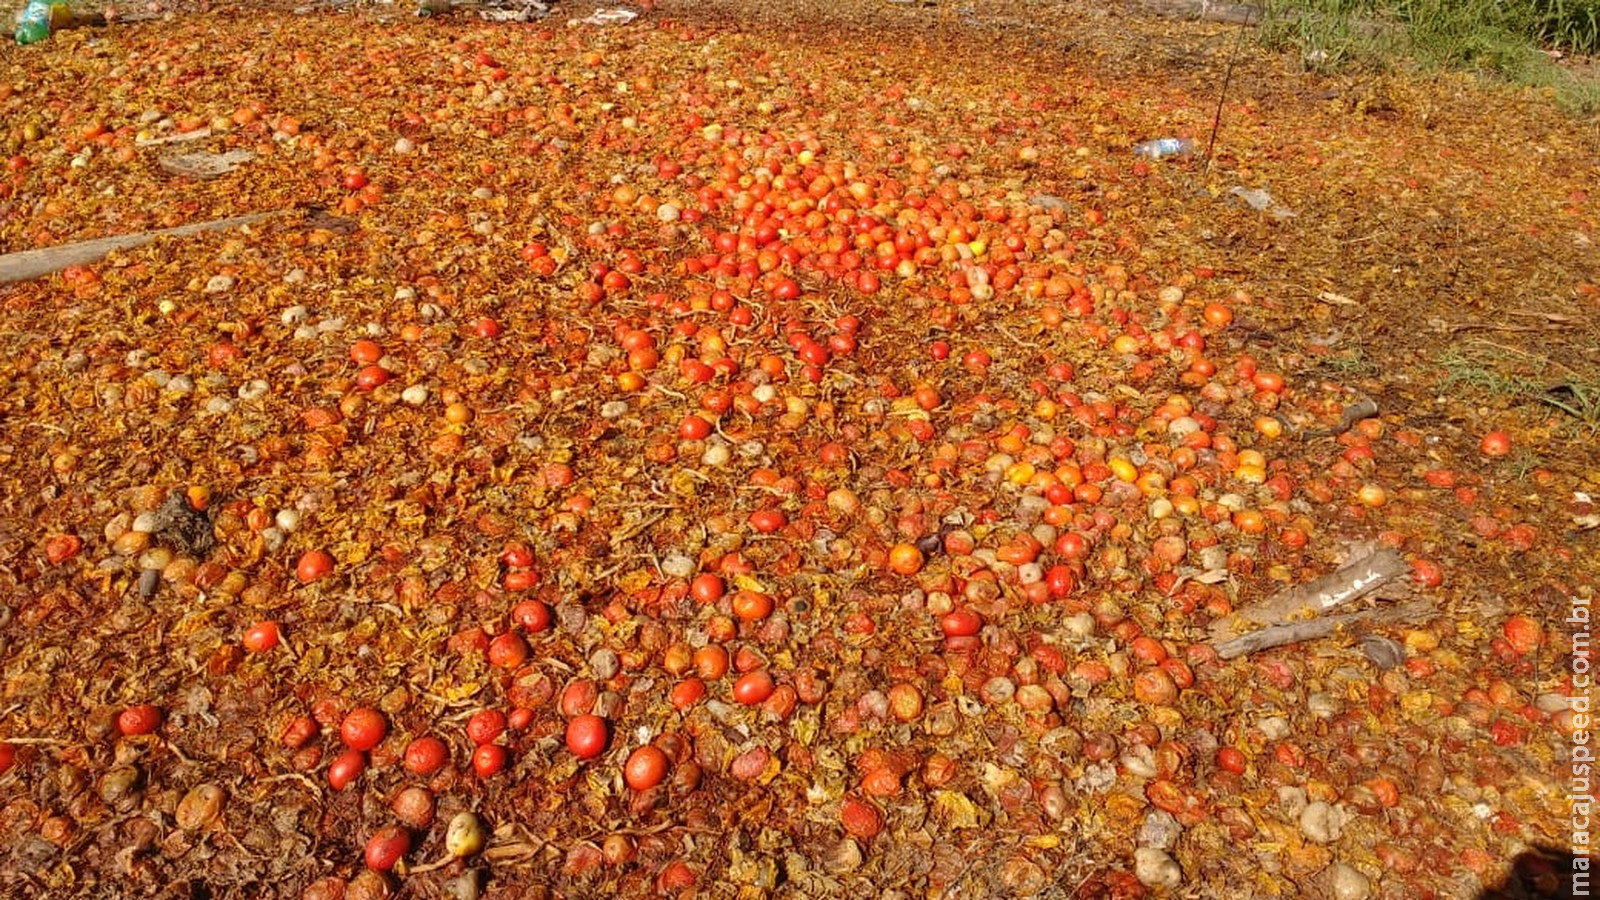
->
0;211;283;284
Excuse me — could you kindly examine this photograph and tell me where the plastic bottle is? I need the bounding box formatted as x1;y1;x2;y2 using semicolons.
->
1132;138;1194;160
13;0;69;44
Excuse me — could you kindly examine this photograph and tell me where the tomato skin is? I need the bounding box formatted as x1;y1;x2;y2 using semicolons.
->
731;589;774;622
0;742;14;775
566;714;609;759
355;365;390;391
403;736;449;775
44;534;82;565
624;745;670;790
340;707;387;752
327;748;366;791
117;704;163;736
732;670;776;705
1480;430;1512;457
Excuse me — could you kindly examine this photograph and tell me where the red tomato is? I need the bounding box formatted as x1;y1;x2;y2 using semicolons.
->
624;745;670;790
364;825;409;871
731;589;774;622
281;715;319;749
512;599;552;633
939;609;983;638
566;714;609;759
1215;746;1247;774
354;365;390;391
500;542;534;568
679;415;713;440
748;509;787;534
241;621;281;653
466;709;508;746
403;736;449;775
295;550;335;584
487;632;529;669
117;704;163;736
732;670;776;705
340;707;387;751
327;748;366;791
689;573;724;604
1480;430;1513;457
472;742;508;777
472;317;502;339
349;340;383;364
0;742;14;775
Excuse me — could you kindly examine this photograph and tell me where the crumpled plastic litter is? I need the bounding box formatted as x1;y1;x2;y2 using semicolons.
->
1229;185;1295;220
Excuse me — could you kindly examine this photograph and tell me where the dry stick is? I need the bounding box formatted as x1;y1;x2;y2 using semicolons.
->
0;211;284;284
1213;598;1434;659
1208;544;1409;645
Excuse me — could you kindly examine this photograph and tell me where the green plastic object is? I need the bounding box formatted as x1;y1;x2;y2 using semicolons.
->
13;0;69;44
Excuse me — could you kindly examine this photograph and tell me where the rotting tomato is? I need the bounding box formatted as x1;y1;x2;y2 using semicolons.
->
511;599;552;633
487;632;530;669
939;609;982;638
403;736;449;775
466;709;508;746
44;534;82;565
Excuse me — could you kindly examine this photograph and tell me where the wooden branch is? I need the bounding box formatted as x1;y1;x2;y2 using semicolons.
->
1213;599;1434;659
1208;543;1408;645
0;211;284;284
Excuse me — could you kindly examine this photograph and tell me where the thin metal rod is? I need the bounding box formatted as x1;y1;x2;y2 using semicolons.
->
1204;11;1256;175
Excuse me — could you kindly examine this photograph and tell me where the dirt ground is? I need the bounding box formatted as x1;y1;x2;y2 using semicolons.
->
1;0;1597;897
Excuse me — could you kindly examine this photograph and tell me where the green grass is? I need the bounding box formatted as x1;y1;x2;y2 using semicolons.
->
1261;0;1600;113
1438;345;1600;436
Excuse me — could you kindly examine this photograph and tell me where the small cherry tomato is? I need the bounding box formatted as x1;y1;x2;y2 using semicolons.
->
624;745;670;790
732;670;776;705
403;736;449;775
295;550;335;584
511;599;552;633
1480;430;1513;457
364;825;409;871
566;714;609;759
327;748;366;791
241;621;282;653
117;704;163;736
466;709;508;746
340;707;387;752
472;742;508;777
